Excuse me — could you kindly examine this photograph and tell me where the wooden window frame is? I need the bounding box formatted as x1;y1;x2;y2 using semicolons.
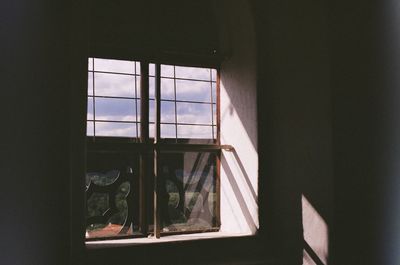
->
86;59;231;241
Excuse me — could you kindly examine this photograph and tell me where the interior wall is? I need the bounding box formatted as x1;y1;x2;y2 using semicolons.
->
253;0;333;264
218;0;258;235
330;0;400;263
1;1;73;265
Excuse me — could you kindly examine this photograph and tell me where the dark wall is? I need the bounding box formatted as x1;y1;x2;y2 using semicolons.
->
5;0;400;264
1;1;73;265
330;0;400;264
254;1;332;264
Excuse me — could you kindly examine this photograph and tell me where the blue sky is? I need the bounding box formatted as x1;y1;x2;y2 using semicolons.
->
87;58;217;139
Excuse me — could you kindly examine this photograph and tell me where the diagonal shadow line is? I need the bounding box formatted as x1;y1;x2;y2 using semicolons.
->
230;148;258;203
303;239;325;265
221;153;257;231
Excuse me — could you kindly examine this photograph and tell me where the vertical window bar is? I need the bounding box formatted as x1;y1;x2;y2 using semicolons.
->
154;63;161;238
92;58;96;139
210;69;215;140
173;65;178;142
135;62;139;141
216;69;221;145
139;62;149;235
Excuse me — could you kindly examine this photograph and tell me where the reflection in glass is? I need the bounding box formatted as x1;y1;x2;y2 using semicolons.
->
95;98;136;122
85;153;139;238
159;152;217;232
176;80;211;102
94;73;136;97
95;122;136;137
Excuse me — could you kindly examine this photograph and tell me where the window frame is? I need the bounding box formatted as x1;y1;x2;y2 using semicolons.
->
85;58;231;241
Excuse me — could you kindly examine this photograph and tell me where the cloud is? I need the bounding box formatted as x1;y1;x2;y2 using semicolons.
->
88;59;217;139
93;58;137;74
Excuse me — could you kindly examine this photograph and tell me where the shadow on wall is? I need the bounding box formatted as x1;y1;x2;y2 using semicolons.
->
221;150;258;233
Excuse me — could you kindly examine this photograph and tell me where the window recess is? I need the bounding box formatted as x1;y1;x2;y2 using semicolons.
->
85;58;231;240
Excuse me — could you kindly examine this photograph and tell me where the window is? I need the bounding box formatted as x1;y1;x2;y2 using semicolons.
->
85;58;223;240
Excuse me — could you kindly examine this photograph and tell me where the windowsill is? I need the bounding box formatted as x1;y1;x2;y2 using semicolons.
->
86;231;252;249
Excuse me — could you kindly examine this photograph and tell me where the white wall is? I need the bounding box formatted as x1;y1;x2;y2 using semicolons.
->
218;0;258;235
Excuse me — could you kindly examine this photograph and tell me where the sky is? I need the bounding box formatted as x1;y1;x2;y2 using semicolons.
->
87;58;217;139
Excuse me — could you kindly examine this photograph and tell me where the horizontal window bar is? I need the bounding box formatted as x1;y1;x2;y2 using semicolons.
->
88;70;140;77
86;140;233;152
88;95;140;100
150;75;216;83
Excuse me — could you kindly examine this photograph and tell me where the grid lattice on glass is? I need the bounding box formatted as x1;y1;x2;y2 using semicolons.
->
160;64;217;141
87;58;140;139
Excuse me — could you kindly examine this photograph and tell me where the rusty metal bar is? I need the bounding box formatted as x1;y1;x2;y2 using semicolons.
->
139;62;149;235
154;63;161;238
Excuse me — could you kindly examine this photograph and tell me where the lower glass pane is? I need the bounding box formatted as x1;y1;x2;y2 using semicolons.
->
159;152;218;233
85;152;140;239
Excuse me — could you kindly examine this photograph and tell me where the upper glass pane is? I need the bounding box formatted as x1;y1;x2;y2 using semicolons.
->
95;98;136;122
94;73;136;98
176;80;212;102
161;65;174;78
93;58;136;74
175;66;211;81
161;78;175;100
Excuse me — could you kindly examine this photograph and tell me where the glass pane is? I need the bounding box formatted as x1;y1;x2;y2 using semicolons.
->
159;152;218;232
94;58;135;74
161;78;175;100
86;153;140;238
176;80;211;102
149;99;155;123
161;64;174;78
88;73;93;96
149;77;155;99
88;58;93;71
149;123;155;139
212;82;216;103
211;69;217;81
87;98;94;120
161;101;175;123
95;122;136;137
175;66;210;81
95;98;136;122
177;125;213;139
136;77;141;98
213;104;217;126
135;62;141;74
161;124;176;139
94;73;136;97
149;63;155;76
87;121;94;136
177;102;212;125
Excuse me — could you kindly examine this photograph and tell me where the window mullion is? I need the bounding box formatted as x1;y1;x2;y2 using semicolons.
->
154;63;161;238
139;62;149;236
